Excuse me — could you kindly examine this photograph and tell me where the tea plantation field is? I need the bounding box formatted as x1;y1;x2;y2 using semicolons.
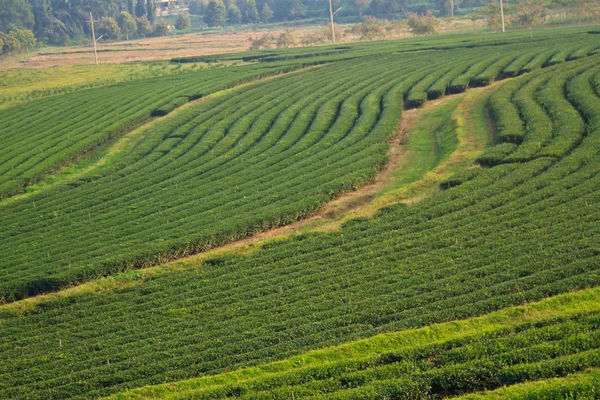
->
1;27;600;399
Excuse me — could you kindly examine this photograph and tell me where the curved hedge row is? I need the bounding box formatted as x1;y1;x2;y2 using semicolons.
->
0;62;309;198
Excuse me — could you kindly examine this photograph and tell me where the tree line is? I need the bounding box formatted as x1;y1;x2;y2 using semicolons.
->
0;0;599;50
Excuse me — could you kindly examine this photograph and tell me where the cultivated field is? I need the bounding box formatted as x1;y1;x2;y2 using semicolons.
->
1;26;600;399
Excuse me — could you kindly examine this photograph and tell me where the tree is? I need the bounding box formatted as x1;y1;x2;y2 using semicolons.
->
153;18;170;35
0;32;20;53
228;4;242;24
438;0;455;16
0;0;34;32
189;0;204;15
248;32;273;49
136;16;153;36
276;29;295;47
97;17;121;40
204;0;227;26
135;0;147;17
239;0;259;23
353;16;386;40
8;24;35;50
0;35;3;55
147;0;157;23
128;0;135;15
407;11;439;35
353;0;372;18
260;3;273;22
289;0;307;19
117;11;137;39
175;12;191;30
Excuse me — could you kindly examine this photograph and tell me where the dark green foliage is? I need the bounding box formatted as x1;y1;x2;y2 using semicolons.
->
439;167;482;190
204;0;227;27
475;143;518;167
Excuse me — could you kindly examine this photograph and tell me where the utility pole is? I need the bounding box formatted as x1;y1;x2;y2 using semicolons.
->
500;0;505;33
329;0;335;43
90;12;99;65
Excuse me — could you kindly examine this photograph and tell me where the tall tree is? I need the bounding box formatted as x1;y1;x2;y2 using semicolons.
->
0;0;34;32
135;0;147;17
205;0;227;25
117;11;137;39
259;3;273;22
96;17;121;39
175;11;191;29
188;0;204;15
228;3;242;23
128;0;135;15
136;15;153;36
239;0;259;22
153;18;170;35
146;0;156;22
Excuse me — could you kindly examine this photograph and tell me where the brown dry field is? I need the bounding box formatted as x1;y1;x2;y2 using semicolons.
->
1;26;322;69
1;18;485;70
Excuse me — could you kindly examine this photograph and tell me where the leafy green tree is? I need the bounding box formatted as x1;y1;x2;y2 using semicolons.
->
135;0;147;17
289;0;307;19
0;31;20;53
189;0;205;15
136;16;153;36
228;4;242;24
204;0;227;26
8;24;35;50
147;0;157;23
175;11;191;29
260;3;273;22
0;0;34;32
239;0;259;23
117;11;137;39
97;17;121;40
153;18;170;35
353;16;386;40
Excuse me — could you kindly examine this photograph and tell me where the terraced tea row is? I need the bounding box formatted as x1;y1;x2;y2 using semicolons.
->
119;311;600;399
106;287;600;399
1;56;600;399
0;62;305;198
2;28;598;200
0;46;547;302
